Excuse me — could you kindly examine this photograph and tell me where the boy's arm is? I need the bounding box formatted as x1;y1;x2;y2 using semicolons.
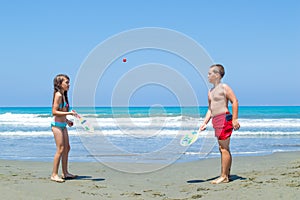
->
199;93;212;131
224;84;240;130
199;109;212;131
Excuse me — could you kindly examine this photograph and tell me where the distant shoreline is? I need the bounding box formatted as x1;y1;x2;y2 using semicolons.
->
1;105;300;108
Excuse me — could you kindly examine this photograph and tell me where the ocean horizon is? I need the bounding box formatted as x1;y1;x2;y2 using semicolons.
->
0;106;300;164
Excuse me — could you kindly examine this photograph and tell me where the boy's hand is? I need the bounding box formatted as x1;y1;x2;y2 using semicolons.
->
232;119;240;130
199;123;207;131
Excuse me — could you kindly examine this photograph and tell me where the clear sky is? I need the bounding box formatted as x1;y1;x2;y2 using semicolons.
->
0;0;299;107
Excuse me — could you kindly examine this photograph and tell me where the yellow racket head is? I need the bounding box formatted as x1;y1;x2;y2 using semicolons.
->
180;131;198;146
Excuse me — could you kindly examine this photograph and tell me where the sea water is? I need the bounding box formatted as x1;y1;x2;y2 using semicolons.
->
0;106;299;163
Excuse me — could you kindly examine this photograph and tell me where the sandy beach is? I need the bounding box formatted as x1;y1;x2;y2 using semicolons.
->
0;151;299;200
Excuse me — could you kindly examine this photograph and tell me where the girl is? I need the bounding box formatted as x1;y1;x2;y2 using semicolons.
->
51;74;77;183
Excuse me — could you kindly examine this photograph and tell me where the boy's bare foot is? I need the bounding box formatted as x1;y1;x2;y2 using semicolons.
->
51;175;65;183
211;176;229;184
62;173;78;179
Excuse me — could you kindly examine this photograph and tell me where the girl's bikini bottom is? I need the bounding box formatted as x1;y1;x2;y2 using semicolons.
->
51;121;67;131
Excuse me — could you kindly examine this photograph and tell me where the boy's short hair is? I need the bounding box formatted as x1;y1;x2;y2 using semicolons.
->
210;64;225;78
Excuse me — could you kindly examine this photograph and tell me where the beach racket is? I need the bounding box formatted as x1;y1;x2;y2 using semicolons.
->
180;131;199;146
72;110;94;132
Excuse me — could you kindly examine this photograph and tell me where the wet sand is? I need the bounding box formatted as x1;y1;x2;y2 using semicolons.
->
0;151;299;199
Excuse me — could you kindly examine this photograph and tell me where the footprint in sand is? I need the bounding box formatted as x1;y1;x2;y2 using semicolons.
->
120;192;142;197
286;180;300;187
191;194;203;199
196;187;210;191
151;192;166;197
265;178;279;183
143;189;153;192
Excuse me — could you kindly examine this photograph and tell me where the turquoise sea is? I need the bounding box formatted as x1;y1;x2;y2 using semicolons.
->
0;106;300;163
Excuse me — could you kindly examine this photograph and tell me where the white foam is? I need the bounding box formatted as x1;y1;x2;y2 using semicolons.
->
0;130;78;136
239;118;300;128
0;113;52;127
1;113;300;137
233;131;300;136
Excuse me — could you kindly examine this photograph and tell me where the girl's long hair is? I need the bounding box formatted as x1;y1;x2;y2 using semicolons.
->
52;74;70;111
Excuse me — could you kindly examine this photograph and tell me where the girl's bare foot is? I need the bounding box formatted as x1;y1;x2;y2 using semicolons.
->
211;176;229;184
51;175;65;183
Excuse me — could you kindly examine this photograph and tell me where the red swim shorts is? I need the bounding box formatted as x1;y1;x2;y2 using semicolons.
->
212;112;233;140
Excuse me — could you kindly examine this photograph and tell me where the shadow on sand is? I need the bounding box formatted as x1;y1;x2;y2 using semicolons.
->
187;174;246;184
64;175;105;182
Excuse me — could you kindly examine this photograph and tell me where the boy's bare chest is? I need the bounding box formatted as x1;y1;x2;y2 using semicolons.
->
210;85;225;102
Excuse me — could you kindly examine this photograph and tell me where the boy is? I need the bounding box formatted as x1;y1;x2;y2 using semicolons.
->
200;64;240;184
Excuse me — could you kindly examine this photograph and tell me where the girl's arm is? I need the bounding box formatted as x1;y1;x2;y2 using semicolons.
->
52;93;74;116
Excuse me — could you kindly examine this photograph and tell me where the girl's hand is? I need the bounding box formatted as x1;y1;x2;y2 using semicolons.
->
71;110;78;117
67;119;74;127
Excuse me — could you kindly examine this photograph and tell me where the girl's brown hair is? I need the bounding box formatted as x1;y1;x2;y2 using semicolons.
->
52;74;70;111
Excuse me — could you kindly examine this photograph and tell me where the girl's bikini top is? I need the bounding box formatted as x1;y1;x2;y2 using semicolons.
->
59;101;69;109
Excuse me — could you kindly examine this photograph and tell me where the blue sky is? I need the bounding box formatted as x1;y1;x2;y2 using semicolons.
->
0;0;299;107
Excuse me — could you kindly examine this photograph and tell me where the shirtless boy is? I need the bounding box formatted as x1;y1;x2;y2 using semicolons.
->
200;64;240;184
